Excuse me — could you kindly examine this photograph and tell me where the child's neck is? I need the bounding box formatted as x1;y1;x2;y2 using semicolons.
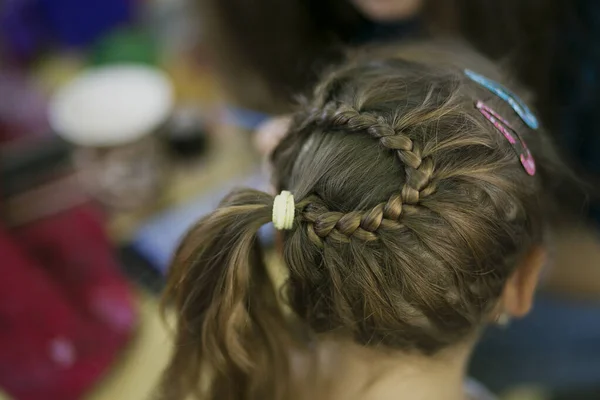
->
316;339;473;400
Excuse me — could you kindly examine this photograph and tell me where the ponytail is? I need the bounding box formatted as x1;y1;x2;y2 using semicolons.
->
159;189;299;400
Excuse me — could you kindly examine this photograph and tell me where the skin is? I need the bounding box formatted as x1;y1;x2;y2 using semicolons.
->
254;116;293;157
350;0;425;22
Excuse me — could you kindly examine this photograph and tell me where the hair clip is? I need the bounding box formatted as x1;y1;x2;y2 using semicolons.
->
476;101;536;176
465;69;539;130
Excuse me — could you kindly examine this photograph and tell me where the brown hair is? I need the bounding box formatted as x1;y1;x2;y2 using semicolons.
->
159;43;569;400
197;0;562;120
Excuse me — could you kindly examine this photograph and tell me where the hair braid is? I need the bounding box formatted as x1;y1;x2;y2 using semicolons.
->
316;102;437;206
300;198;380;246
291;102;442;244
298;192;417;246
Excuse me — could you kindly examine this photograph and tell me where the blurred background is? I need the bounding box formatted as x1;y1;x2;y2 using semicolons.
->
0;1;268;399
0;1;598;400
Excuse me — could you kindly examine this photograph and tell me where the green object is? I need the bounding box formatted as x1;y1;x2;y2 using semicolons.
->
89;27;159;66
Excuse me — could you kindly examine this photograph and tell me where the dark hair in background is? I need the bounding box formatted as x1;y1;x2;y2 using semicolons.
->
158;42;572;400
197;0;562;122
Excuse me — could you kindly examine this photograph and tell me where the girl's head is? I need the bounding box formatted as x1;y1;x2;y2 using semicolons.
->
160;43;567;399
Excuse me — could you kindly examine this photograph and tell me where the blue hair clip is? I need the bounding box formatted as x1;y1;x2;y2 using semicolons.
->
464;69;539;130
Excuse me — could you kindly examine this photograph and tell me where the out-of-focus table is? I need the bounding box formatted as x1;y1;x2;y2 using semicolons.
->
86;290;172;400
107;123;259;244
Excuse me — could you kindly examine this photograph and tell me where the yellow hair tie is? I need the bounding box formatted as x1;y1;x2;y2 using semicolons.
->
272;191;295;230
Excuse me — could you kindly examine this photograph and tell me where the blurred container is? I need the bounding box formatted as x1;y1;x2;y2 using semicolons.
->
33;52;86;95
89;28;159;67
0;69;50;143
49;65;174;210
142;0;200;59
165;106;209;159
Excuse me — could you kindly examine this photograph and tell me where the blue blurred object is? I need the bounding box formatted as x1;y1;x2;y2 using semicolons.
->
132;171;272;273
38;0;133;48
1;0;133;59
223;106;271;131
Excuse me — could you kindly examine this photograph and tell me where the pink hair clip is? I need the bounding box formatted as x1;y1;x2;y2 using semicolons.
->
475;101;536;176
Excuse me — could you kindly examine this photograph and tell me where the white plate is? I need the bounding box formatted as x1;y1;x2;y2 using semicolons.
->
49;64;173;147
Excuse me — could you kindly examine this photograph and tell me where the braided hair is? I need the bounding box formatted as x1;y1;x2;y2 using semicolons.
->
160;43;568;400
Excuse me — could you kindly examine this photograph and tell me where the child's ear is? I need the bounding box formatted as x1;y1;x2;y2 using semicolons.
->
501;247;547;318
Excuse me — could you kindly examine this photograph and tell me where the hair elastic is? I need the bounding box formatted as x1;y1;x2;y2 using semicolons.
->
476;101;536;176
273;190;295;230
465;69;539;130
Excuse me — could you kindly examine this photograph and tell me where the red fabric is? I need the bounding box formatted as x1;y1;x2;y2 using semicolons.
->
14;205;136;334
0;205;136;400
